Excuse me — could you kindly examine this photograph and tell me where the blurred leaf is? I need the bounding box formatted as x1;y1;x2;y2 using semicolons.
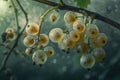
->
74;0;91;8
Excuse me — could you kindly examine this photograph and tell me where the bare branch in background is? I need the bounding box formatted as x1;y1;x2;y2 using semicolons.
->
0;0;28;72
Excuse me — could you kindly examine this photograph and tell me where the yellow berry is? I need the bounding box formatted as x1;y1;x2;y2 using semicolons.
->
49;28;64;43
49;12;58;22
63;38;76;49
86;24;99;38
6;32;16;41
73;20;86;33
75;33;84;44
69;30;80;42
5;27;16;41
38;34;49;46
44;46;55;58
90;33;108;47
96;33;108;47
80;42;89;54
23;36;35;47
26;23;39;35
64;11;77;24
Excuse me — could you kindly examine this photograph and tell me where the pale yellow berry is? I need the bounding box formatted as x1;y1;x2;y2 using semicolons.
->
69;30;80;42
23;36;35;47
32;50;47;65
63;38;76;49
80;54;95;69
73;20;86;33
86;24;99;38
44;46;55;58
49;28;64;43
64;11;77;24
92;48;105;62
26;23;39;35
38;34;49;46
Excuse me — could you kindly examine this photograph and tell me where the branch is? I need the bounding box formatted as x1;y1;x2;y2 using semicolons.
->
11;0;19;32
0;0;28;72
33;0;120;30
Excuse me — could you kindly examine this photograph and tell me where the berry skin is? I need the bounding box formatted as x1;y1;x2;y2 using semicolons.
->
92;47;106;62
96;33;108;47
32;50;47;65
26;23;39;35
49;12;59;22
5;27;16;41
49;28;64;43
64;11;77;24
38;34;49;46
75;33;84;44
6;32;16;41
69;30;80;42
80;54;95;69
78;42;89;54
90;33;108;48
58;41;66;51
63;38;76;49
73;20;86;33
86;24;99;38
44;46;55;58
25;48;33;56
23;36;35;47
6;28;14;33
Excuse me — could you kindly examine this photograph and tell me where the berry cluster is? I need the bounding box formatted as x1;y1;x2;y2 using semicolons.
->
2;11;108;69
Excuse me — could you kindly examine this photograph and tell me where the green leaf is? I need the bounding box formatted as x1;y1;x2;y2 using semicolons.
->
74;0;91;8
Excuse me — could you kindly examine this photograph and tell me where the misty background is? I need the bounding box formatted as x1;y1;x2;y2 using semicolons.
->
0;0;120;80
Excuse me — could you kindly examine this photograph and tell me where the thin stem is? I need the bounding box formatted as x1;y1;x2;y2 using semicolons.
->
38;6;58;41
33;0;120;30
11;0;19;32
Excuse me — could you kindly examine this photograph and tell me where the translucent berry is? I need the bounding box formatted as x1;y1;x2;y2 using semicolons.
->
92;48;106;62
6;28;14;33
96;33;108;47
32;50;47;65
5;27;16;41
6;32;16;41
49;12;59;22
73;20;86;33
44;46;55;58
80;54;95;69
26;23;39;35
90;33;108;48
78;42;89;54
63;38;76;49
58;41;66;51
69;30;80;42
49;28;64;43
86;24;99;38
64;11;77;24
38;34;49;46
23;36;35;47
25;48;33;56
75;33;84;44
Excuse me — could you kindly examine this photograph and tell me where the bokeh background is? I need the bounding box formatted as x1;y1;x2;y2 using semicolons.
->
0;0;120;80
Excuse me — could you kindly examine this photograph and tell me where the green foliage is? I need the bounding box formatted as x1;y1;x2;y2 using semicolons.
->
74;0;91;8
